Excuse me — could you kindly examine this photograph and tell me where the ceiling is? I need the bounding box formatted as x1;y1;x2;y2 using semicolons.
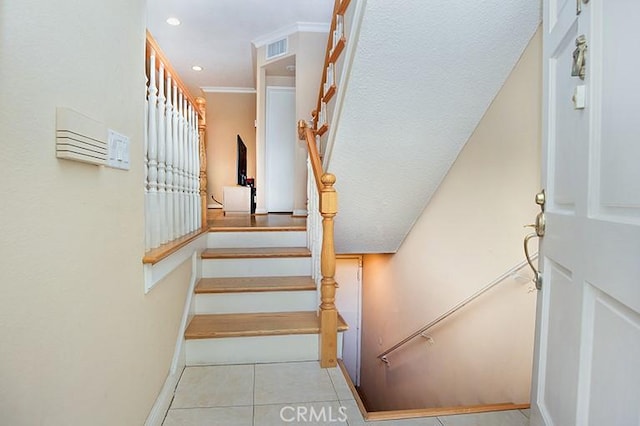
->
146;0;333;96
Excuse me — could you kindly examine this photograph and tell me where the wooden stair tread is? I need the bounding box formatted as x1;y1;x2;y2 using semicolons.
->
185;311;348;339
209;225;306;232
201;247;311;259
196;276;316;293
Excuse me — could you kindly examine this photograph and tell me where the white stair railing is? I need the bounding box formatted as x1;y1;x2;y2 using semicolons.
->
145;43;202;252
307;156;323;290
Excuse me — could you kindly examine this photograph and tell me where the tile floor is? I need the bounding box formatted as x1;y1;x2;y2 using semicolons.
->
162;361;531;426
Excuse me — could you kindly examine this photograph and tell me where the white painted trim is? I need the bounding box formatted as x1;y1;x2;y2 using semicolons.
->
293;209;308;216
323;0;368;169
143;233;207;293
296;22;331;34
252;22;330;48
200;87;257;94
255;208;268;215
144;365;183;426
145;253;200;426
172;252;201;373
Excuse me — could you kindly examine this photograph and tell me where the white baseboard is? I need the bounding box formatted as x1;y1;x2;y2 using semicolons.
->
144;363;184;426
145;252;200;426
293;209;308;217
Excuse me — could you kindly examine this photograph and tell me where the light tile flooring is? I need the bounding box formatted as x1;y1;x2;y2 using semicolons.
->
162;361;531;426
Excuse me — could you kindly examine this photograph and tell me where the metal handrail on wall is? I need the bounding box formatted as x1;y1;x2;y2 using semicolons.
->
377;254;539;365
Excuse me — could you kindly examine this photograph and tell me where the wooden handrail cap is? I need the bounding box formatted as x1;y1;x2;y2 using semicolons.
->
321;173;336;186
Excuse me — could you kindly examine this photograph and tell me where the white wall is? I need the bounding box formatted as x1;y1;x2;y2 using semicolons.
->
0;1;191;424
359;30;542;411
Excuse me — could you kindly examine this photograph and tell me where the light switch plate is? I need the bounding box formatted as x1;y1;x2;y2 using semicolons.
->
106;129;130;170
572;85;586;109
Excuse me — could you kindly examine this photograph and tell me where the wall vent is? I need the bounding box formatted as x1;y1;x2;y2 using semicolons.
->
266;38;288;60
56;107;107;166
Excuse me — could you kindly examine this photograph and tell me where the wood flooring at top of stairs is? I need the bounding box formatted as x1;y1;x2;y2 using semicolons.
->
208;212;306;232
185;311;348;339
195;276;316;293
201;247;311;259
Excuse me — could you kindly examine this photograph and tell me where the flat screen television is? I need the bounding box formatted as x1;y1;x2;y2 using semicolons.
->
237;135;247;186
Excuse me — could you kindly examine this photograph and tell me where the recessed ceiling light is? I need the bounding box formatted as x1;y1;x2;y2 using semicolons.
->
166;17;181;26
192;65;203;71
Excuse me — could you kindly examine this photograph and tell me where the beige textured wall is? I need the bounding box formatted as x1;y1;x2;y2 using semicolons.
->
359;29;542;411
205;92;257;203
266;76;295;87
0;1;191;424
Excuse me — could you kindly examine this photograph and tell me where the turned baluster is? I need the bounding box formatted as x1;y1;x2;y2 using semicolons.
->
183;96;190;234
192;107;200;230
182;96;189;235
177;91;185;237
189;104;197;232
171;84;180;239
157;63;167;244
165;75;174;242
189;103;196;232
147;50;159;249
185;102;192;233
144;74;150;251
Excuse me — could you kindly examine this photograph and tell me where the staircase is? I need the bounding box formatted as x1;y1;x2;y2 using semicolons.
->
184;227;347;366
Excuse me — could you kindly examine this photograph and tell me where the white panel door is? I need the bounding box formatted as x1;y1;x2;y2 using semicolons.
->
335;257;362;386
265;87;295;212
532;1;640;425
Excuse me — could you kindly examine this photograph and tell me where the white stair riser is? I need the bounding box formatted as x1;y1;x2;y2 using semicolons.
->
202;257;311;278
186;334;343;366
195;291;318;314
207;231;306;249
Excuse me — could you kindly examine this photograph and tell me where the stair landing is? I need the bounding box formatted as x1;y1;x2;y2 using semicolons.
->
208;211;306;232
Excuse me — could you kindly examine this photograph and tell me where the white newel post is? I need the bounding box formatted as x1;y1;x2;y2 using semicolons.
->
165;75;174;242
147;51;159;249
157;63;167;245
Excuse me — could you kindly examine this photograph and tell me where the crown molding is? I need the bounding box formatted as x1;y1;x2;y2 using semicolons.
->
200;87;257;94
252;21;330;48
